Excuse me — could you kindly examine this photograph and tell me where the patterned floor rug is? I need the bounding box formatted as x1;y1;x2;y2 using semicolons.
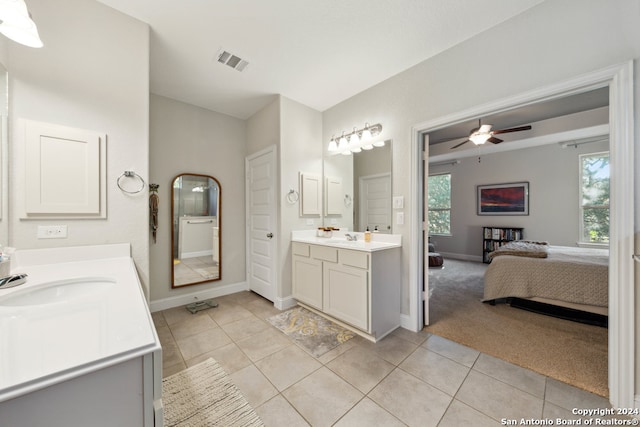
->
268;306;355;357
162;358;264;427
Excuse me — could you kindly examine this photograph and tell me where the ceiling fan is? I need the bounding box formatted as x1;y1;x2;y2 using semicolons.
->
450;120;532;149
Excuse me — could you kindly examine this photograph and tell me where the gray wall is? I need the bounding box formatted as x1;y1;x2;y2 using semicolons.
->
149;94;246;302
4;0;151;294
322;0;640;316
429;138;610;259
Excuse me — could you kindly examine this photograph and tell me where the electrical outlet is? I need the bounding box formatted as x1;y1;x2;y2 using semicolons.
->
37;225;68;239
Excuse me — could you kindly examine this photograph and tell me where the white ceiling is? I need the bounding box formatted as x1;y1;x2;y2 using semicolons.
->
96;0;544;119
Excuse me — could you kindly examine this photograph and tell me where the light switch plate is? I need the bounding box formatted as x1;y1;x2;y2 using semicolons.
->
37;225;68;239
396;212;404;225
393;196;404;209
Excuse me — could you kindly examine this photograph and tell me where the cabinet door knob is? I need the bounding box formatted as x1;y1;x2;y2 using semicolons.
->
267;232;274;239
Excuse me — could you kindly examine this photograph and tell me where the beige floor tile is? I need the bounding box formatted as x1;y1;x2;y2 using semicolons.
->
255;345;322;391
474;353;546;398
245;298;283;320
438;400;502;427
282;367;363;427
390;326;430;345
168;312;218;340
230;364;279;408
369;368;451;427
183;342;253;374
315;335;362;364
544;378;611;412
151;311;167;328
162;305;210;326
326;345;395;393
422;334;480;367
399;347;469;396
163;360;186;378
175;326;232;360
235;328;293;362
226;290;264;305
155;324;174;344
160;338;184;369
255;395;310;427
358;334;419;365
219;315;271;341
334;397;405;427
456;370;543;422
207;302;255;325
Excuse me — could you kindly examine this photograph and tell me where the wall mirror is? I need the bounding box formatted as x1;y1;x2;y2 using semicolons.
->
323;140;392;233
171;173;221;288
0;62;8;243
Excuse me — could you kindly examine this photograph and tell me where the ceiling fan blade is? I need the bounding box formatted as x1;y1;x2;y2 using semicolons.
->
491;125;532;135
487;137;503;144
450;139;470;149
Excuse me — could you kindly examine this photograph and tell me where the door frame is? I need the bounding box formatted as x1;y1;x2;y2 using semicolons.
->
245;145;279;303
409;61;634;408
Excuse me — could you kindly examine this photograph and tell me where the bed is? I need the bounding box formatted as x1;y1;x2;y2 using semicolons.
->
482;241;609;317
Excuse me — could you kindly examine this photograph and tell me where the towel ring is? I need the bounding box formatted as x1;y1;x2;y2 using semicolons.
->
286;189;299;204
117;170;145;194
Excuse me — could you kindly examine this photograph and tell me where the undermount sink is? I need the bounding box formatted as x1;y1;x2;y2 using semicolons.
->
324;239;363;246
0;277;115;307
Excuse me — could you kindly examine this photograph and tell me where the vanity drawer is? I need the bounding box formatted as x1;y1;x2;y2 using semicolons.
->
292;242;310;257
340;249;369;269
311;245;338;263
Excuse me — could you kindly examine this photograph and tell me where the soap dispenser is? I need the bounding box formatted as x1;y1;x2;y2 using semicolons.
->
364;226;371;242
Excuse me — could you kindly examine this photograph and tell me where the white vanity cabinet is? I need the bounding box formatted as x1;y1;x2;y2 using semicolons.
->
291;241;400;341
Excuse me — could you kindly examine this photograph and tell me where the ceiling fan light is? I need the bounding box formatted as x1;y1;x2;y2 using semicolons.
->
470;132;490;145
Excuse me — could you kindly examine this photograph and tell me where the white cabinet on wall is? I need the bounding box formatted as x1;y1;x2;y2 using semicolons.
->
22;119;107;219
291;241;400;341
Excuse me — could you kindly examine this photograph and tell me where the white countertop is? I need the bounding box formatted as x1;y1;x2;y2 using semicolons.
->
0;244;160;403
291;230;401;252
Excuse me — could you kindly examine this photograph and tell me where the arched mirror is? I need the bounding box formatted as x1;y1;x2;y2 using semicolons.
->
171;173;221;288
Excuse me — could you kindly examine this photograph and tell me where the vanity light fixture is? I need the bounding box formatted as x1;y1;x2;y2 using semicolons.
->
0;0;43;48
328;122;383;155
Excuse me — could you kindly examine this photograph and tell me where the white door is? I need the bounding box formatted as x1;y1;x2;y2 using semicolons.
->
245;146;277;302
358;173;391;233
423;134;430;326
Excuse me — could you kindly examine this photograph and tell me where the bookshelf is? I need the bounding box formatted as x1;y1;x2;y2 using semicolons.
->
482;226;524;263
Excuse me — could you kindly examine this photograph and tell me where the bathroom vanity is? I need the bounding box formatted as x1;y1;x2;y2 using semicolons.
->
291;230;401;342
0;244;162;427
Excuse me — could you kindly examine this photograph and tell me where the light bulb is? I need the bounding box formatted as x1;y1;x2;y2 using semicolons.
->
361;124;372;141
338;133;348;152
373;140;385;147
328;137;338;152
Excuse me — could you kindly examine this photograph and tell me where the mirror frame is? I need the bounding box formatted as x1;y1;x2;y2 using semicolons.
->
170;173;221;288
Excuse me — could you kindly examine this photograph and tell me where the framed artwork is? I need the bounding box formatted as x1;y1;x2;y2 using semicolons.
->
477;182;529;215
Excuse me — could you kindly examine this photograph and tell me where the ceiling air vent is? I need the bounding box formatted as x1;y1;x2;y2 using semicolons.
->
216;49;249;72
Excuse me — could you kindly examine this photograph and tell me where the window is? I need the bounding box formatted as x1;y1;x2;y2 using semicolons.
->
428;173;451;235
579;152;609;244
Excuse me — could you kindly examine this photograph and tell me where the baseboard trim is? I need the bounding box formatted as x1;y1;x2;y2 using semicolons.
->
400;313;418;332
149;281;248;312
274;295;297;311
438;252;483;263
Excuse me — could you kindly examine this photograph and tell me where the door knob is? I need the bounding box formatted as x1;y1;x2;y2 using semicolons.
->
267;232;274;239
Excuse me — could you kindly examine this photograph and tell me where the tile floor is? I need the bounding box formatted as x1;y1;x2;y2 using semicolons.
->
152;291;613;427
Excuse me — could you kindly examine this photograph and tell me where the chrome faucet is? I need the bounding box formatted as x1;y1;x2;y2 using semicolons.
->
345;233;358;241
0;273;28;289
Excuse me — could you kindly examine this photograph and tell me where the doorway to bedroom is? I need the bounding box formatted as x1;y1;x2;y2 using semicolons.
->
411;62;634;409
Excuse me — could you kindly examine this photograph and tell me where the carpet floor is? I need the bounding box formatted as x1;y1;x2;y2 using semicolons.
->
425;259;608;397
